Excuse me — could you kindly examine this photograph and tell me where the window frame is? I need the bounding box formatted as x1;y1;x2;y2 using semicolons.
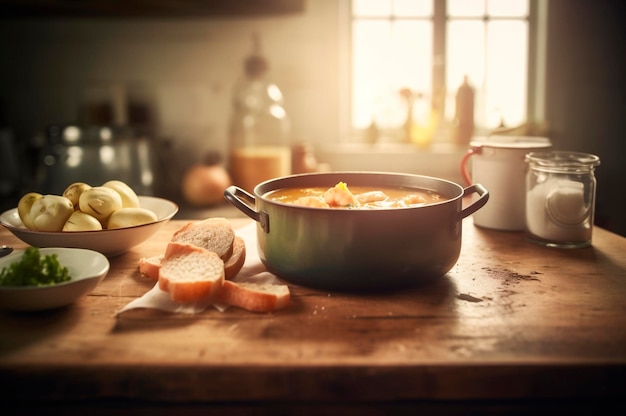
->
339;0;547;142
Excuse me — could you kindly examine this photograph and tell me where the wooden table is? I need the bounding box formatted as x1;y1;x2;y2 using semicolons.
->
1;216;625;415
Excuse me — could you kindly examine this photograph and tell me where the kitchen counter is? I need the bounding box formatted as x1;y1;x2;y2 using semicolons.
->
1;215;626;415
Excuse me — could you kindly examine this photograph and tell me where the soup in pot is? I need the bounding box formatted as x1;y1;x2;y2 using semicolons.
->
264;182;447;210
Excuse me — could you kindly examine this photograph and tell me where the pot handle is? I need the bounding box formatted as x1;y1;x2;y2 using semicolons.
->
458;183;490;220
223;185;270;233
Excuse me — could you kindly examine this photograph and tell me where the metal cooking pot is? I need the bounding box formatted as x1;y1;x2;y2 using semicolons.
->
225;172;488;291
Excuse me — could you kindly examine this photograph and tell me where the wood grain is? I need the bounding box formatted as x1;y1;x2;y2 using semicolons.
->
1;216;625;412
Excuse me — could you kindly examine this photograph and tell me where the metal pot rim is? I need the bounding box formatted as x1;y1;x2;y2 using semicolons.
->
253;171;465;209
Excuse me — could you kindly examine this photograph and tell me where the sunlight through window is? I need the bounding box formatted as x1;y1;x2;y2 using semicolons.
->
447;0;528;128
351;0;529;141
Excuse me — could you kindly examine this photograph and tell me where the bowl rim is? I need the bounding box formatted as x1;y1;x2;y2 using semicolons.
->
0;247;110;291
0;195;178;234
0;247;110;310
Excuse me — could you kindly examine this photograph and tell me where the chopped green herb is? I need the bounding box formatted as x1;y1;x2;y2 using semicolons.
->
0;247;72;287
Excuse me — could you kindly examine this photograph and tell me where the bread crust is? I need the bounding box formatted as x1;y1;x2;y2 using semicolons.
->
138;255;163;281
159;242;225;303
171;217;235;260
137;217;291;312
218;280;290;313
224;236;246;280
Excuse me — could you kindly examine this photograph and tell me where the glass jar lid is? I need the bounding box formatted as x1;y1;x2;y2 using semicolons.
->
525;151;600;173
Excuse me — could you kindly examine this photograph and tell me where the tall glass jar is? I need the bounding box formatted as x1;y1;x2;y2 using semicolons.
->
228;36;291;194
525;151;601;248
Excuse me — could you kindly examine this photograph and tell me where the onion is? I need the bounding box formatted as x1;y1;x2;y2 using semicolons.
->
182;163;232;207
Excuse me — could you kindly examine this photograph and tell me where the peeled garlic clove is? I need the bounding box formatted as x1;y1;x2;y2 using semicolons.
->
63;182;92;210
17;192;43;230
107;207;158;229
102;180;140;208
63;211;103;232
79;186;123;224
30;195;74;232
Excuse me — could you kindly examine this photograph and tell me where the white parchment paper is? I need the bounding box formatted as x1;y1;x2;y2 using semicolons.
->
116;222;281;315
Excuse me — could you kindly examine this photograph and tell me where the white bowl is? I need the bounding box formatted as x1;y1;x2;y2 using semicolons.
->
0;247;110;311
0;196;178;257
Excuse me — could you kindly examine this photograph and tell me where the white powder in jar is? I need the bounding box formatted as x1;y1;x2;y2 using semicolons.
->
526;178;591;243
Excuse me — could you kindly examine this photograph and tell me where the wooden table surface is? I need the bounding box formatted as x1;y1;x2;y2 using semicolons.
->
1;214;626;415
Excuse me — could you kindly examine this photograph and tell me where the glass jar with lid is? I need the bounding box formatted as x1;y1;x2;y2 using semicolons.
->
525;151;601;248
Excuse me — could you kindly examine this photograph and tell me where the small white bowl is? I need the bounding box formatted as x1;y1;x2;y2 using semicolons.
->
0;196;178;257
0;247;110;311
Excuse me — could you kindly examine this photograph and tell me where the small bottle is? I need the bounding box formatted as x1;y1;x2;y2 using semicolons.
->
365;118;379;144
454;75;474;146
228;34;291;194
525;151;600;248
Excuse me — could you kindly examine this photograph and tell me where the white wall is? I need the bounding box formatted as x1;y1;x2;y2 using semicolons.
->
2;0;624;236
0;1;342;164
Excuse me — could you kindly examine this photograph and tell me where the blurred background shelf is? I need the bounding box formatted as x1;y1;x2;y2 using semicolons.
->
0;0;305;18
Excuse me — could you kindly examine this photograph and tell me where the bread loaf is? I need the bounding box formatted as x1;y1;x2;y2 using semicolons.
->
158;242;225;303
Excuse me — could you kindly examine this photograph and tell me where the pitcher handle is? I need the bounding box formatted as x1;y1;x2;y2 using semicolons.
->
460;146;482;186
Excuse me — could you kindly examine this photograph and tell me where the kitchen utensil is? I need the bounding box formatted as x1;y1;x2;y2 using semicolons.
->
460;135;551;230
34;125;163;196
225;171;488;291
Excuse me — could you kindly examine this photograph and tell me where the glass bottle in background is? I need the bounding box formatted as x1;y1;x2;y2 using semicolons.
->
454;75;475;146
228;34;291;194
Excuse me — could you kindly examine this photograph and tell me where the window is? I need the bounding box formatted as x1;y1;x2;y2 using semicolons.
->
349;0;539;144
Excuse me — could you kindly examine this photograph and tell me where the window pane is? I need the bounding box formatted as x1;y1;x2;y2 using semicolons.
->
448;0;485;17
351;0;530;135
487;0;528;17
353;0;391;17
485;20;528;127
446;21;485;121
393;0;432;17
446;21;485;90
392;21;432;92
352;19;432;129
352;20;394;128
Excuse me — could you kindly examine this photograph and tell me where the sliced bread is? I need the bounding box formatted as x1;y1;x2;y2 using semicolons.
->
138;235;246;283
158;242;225;303
171;217;235;260
224;236;246;280
138;255;163;281
217;280;290;313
